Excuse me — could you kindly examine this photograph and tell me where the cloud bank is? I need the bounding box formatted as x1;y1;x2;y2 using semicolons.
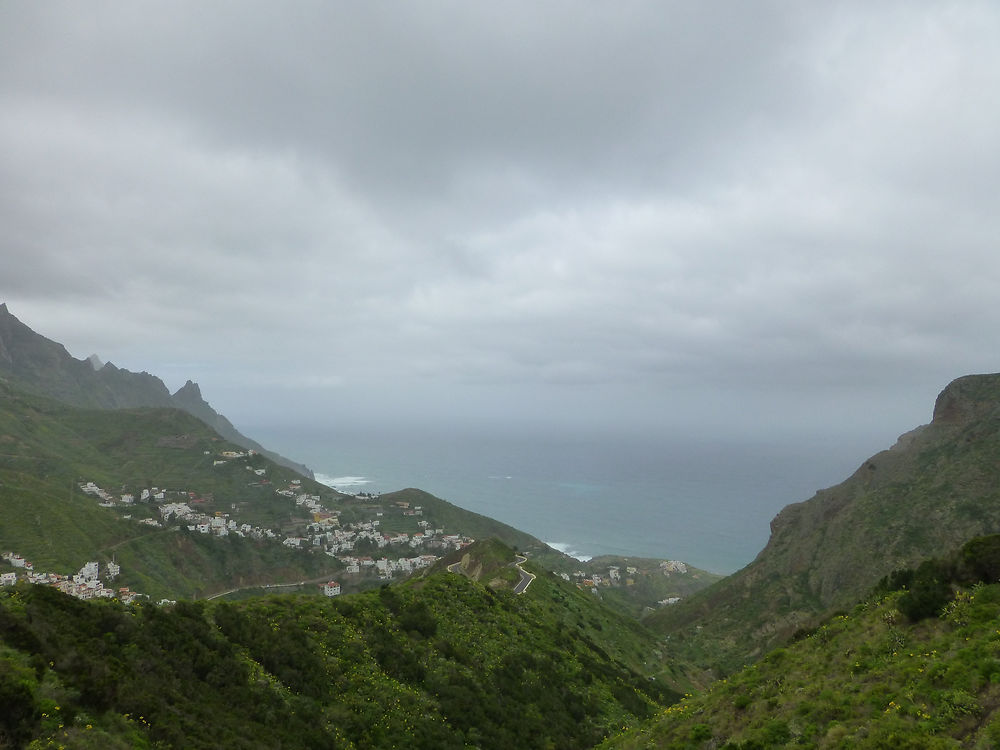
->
2;2;999;443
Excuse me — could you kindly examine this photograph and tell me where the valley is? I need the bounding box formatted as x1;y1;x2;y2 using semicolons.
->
6;307;1000;747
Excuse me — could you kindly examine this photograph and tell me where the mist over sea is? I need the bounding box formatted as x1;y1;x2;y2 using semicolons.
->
255;425;881;575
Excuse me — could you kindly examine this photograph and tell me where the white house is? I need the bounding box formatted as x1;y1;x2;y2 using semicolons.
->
322;581;341;596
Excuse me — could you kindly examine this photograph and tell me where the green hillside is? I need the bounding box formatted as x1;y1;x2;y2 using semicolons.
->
0;378;343;596
646;374;1000;677
602;535;1000;749
0;556;678;749
0;308;719;613
0;378;623;603
372;487;546;556
429;538;690;683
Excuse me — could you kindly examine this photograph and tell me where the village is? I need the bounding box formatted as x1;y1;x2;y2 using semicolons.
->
4;446;696;607
8;448;476;601
549;557;702;611
1;551;146;604
81;474;474;580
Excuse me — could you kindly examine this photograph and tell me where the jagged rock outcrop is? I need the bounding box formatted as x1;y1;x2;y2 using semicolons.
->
648;373;1000;675
171;379;314;477
0;303;313;477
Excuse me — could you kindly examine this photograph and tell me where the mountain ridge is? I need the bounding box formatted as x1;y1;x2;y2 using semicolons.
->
647;371;1000;676
0;303;312;477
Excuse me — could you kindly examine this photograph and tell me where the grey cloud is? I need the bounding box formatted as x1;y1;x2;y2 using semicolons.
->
2;1;1000;444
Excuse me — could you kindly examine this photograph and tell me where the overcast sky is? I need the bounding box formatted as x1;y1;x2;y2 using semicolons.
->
3;1;999;451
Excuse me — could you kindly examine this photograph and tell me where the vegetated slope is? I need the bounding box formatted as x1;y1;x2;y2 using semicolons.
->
0;379;343;597
0;380;586;602
380;488;548;557
434;536;529;584
0;302;312;476
430;538;690;684
602;535;1000;749
0;306;720;611
582;556;723;619
648;373;1000;677
0;565;679;749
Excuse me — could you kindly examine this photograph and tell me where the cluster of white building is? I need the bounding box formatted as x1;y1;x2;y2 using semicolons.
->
80;480;168;507
76;469;478;590
1;552;140;603
562;560;690;606
158;501;282;540
336;553;441;580
316;552;440;597
78;479;274;541
212;449;259;469
277;485;474;568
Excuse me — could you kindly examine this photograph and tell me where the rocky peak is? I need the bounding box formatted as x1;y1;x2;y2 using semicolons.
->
173;379;203;403
931;373;1000;426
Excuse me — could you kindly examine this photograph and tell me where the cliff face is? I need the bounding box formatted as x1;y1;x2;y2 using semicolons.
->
0;303;313;478
649;373;1000;675
931;373;1000;425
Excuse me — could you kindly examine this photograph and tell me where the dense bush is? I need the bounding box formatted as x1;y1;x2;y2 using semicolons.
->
879;535;1000;622
0;571;671;749
961;534;1000;583
897;560;954;621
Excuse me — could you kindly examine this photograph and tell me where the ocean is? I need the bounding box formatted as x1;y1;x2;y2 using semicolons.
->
252;425;879;575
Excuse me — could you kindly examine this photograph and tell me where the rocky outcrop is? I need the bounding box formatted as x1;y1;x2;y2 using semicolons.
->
931;373;1000;425
171;379;314;477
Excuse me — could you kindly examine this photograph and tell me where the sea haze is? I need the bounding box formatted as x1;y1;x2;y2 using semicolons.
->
252;423;879;574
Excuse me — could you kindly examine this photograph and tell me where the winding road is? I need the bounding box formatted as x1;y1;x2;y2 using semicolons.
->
448;554;535;595
511;555;536;594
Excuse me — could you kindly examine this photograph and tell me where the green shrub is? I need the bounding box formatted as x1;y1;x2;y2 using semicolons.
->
961;535;1000;583
0;654;39;747
759;719;790;745
689;723;711;741
898;560;954;621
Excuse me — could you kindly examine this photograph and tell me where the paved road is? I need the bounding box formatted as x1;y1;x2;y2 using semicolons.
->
449;554;534;595
206;574;334;600
511;555;536;595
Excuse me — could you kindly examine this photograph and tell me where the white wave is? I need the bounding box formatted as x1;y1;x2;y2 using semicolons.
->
488;475;513;480
315;473;370;489
545;541;592;562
